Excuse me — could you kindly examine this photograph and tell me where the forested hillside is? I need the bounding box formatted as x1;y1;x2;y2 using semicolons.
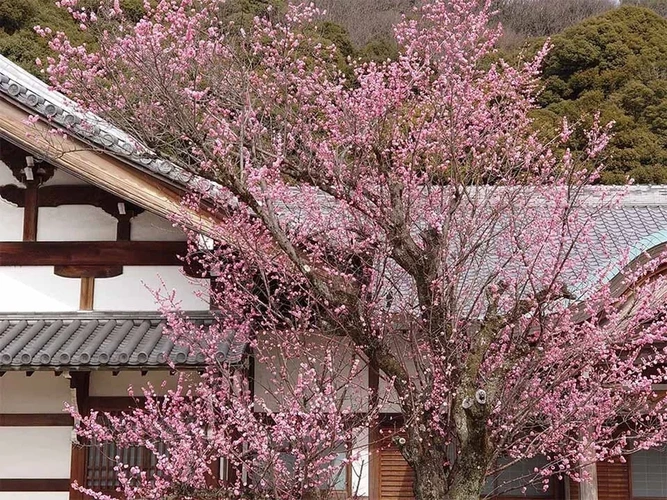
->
0;0;92;74
534;6;667;183
1;0;666;183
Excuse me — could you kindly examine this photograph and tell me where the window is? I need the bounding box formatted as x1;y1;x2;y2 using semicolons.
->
632;448;667;498
483;456;553;498
319;450;348;492
78;397;176;497
85;441;167;495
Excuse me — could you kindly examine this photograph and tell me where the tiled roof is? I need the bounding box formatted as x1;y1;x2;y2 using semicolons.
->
5;56;667;287
0;55;220;198
0;314;246;371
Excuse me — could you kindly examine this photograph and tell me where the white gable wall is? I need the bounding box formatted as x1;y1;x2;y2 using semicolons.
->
37;206;117;241
93;266;208;311
42;169;87;186
131;211;187;241
0;162;23;241
0;267;80;312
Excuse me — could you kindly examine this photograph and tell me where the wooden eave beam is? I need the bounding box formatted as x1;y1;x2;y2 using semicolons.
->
0;241;187;266
0;97;219;236
0;184;143;216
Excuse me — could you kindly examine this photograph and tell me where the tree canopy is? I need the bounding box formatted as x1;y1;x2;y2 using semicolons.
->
534;6;667;184
38;0;667;499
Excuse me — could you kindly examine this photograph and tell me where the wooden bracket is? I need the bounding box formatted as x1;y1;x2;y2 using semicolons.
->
0;183;144;218
0;138;55;184
54;265;123;279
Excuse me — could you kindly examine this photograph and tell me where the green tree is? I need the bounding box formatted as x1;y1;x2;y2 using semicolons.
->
536;6;667;183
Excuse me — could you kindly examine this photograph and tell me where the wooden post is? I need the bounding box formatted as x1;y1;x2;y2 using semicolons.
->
22;182;38;241
79;277;95;311
69;372;90;500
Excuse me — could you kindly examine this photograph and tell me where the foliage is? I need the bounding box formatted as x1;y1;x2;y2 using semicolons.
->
0;0;38;35
534;6;667;184
0;0;91;76
42;1;667;500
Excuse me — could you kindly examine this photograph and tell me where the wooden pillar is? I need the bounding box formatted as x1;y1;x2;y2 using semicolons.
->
79;277;95;311
22;182;38;241
579;462;598;500
69;372;90;500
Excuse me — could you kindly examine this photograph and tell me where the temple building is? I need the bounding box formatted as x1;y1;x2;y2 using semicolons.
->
1;54;667;500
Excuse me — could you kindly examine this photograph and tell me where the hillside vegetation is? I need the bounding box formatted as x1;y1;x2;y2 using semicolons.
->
534;6;667;183
1;1;666;183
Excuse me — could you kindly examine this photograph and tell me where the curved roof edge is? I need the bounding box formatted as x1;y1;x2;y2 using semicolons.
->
0;55;221;198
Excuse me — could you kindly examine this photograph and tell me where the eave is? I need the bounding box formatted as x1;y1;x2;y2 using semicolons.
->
0;95;219;236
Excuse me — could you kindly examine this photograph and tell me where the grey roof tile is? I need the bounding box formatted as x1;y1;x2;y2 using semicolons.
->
0;55;222;199
0;314;246;371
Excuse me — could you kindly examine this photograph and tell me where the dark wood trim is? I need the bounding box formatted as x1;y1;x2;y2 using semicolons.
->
0;413;73;426
0;241;187;266
0;184;23;205
55;265;123;278
0;184;144;218
22;183;38;241
0;478;70;492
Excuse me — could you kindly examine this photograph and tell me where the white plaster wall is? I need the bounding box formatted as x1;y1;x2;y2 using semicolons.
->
351;428;370;497
93;266;208;311
37;206;116;241
0;161;23;241
90;370;195;397
0;494;69;500
131;211;187;241
42;168;86;186
0;267;80;312
253;335;368;412
0;372;71;413
0;198;23;241
0;199;22;241
0;427;72;478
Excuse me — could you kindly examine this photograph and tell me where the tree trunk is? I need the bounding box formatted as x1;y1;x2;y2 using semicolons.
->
444;453;487;500
412;456;449;500
407;438;487;500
